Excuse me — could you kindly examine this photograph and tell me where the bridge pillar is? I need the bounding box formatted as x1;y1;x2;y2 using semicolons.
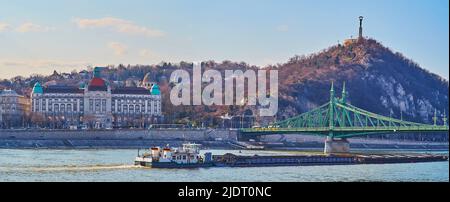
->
324;137;350;154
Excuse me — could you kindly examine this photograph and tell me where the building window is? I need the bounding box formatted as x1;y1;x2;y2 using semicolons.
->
61;104;65;112
54;104;59;112
136;105;140;113
35;100;39;112
129;105;134;113
79;100;83;110
95;99;100;112
150;100;155;114
124;105;128;113
102;99;106;112
67;104;72;112
42;99;46;111
89;99;93;111
118;104;122;112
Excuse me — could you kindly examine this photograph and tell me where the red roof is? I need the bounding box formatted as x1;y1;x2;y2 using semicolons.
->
89;78;106;87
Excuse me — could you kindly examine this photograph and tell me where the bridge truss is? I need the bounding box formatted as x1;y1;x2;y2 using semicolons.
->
241;83;449;138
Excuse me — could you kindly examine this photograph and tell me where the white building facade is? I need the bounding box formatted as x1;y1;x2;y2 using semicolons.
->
31;69;162;129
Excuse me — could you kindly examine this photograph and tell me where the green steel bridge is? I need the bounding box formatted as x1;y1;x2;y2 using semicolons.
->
241;83;449;139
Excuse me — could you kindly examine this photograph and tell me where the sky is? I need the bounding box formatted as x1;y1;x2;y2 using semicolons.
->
0;0;448;79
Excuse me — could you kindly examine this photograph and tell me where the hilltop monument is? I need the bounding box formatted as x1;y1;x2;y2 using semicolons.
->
358;16;364;40
344;16;365;46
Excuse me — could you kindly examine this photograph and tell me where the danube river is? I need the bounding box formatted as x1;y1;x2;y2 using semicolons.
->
0;149;448;182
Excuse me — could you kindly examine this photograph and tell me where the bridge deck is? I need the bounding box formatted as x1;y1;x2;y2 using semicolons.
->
242;83;449;139
241;126;449;137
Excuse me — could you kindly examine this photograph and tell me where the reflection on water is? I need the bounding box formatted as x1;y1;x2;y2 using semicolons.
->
0;164;140;173
0;149;448;182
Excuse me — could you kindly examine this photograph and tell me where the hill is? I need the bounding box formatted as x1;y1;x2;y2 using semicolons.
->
277;38;448;125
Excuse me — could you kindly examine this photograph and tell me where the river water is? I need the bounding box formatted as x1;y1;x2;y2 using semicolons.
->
0;149;448;182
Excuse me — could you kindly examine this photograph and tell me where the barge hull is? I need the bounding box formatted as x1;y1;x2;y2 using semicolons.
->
135;161;214;168
212;153;448;167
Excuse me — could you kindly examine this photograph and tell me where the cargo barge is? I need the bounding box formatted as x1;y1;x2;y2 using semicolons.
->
135;143;448;168
212;153;448;167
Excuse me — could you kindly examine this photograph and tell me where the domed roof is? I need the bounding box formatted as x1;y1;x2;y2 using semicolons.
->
89;77;106;87
32;82;43;94
79;82;86;89
150;84;160;95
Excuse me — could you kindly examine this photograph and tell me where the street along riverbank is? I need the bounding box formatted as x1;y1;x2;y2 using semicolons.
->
0;129;447;151
0;129;236;149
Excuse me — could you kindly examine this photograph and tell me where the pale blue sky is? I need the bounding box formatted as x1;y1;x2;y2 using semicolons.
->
0;0;448;79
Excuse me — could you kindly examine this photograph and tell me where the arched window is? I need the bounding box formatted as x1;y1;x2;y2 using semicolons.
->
130;105;134;113
42;99;46;111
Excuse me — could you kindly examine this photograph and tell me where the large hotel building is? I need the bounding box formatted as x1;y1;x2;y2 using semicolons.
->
30;67;162;129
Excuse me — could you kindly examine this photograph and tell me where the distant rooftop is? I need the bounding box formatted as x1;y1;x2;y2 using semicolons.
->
0;89;20;96
44;86;84;94
112;87;150;95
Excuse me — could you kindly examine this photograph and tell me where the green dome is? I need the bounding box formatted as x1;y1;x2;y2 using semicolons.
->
151;84;160;95
32;82;43;94
79;82;86;89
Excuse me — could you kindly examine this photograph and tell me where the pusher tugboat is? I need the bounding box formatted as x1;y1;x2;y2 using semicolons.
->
135;143;214;168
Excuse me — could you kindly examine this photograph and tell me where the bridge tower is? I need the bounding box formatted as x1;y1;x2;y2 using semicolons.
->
328;82;335;138
324;82;350;154
443;112;448;126
341;82;347;104
433;109;438;126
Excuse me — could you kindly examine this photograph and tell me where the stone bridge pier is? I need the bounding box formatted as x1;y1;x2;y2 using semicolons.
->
324;137;350;154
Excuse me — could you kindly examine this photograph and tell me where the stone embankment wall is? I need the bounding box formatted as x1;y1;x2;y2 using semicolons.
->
0;129;238;149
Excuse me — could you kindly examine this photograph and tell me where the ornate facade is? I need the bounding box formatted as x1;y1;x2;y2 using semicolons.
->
31;68;162;129
0;89;30;128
